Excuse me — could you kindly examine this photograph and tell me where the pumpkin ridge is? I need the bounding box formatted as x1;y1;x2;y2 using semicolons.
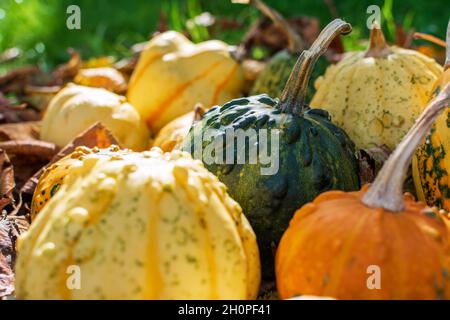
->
143;183;163;299
323;208;371;296
387;212;410;298
58;249;75;300
177;172;220;299
146;60;224;129
275;202;318;294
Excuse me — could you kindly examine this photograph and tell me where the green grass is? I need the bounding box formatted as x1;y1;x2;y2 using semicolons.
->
0;0;448;73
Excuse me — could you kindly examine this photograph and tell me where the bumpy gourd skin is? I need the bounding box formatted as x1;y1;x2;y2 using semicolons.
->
41;84;149;151
251;50;328;102
311;47;442;150
413;70;450;210
16;147;260;300
276;186;450;299
127;31;244;133
31;147;131;219
181;94;360;278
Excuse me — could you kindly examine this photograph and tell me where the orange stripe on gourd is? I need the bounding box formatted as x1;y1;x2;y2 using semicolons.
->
145;60;224;130
128;53;164;90
211;64;239;106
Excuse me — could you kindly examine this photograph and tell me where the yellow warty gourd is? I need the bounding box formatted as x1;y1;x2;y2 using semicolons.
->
41;84;149;151
127;31;244;133
30;146;130;219
16;147;260;300
311;26;442;150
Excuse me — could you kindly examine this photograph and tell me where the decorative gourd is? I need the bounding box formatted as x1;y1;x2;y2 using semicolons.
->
276;82;450;299
127;31;244;133
242;0;327;101
182;20;360;279
74;67;127;93
41;84;149;151
311;24;443;150
31;145;128;219
16;147;260;300
153;105;205;153
413;20;450;210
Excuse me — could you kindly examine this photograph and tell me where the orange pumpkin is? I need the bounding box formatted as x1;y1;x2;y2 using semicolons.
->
276;82;450;300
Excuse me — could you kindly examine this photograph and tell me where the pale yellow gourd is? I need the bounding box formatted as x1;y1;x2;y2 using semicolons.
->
74;67;127;93
16;147;260;300
127;31;244;133
311;26;442;150
40;84;149;151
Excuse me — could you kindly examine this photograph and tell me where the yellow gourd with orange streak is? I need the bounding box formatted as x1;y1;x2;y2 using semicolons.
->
16;147;260;299
311;25;442;150
413;21;450;210
276;82;450;299
127;31;244;133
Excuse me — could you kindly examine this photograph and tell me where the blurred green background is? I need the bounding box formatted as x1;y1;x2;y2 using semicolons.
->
0;0;448;72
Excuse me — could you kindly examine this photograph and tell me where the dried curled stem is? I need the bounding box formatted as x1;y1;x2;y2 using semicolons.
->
279;19;352;115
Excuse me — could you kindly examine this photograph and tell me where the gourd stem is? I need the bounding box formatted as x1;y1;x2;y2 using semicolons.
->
364;23;393;58
279;19;351;115
445;18;450;70
362;82;450;212
194;103;206;122
250;0;304;52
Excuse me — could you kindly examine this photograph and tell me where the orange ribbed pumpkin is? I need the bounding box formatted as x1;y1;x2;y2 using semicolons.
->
276;82;450;300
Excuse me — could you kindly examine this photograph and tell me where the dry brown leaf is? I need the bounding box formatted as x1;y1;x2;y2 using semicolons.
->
0;151;15;213
50;49;81;86
0;66;40;93
0;219;14;299
358;145;391;186
0;141;58;161
0;216;29;300
20;122;120;198
23;85;60;111
0;121;41;142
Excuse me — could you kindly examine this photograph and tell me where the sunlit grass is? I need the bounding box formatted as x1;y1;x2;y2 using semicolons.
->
0;0;447;73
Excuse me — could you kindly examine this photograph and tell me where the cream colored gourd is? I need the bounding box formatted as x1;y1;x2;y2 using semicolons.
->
41;84;149;151
16;147;260;300
127;31;244;133
311;25;443;150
